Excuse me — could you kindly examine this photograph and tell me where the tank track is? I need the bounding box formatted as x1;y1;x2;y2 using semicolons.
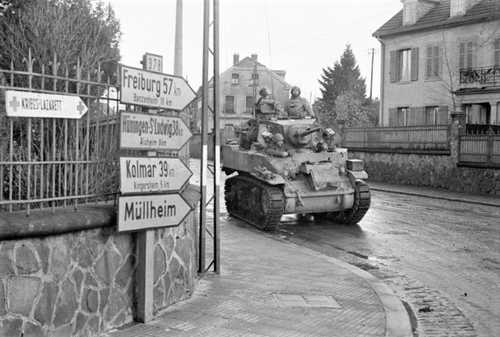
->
325;180;371;225
225;174;285;231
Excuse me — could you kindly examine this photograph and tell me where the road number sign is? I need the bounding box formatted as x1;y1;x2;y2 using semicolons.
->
5;90;87;119
120;157;192;194
118;194;192;232
120;112;192;151
120;65;196;111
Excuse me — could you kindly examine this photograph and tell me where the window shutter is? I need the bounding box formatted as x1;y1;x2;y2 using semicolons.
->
459;42;465;69
437;47;443;77
495;39;500;66
389;108;397;126
411;48;419;81
438;106;449;124
426;47;433;79
390;51;398;82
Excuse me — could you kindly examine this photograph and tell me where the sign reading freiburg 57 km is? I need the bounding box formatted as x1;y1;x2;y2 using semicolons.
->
5;90;88;119
120;65;196;111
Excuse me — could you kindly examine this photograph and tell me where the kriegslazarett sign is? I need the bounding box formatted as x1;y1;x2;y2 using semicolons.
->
5;90;87;119
120;157;192;194
120;64;196;111
120;111;192;151
118;194;192;232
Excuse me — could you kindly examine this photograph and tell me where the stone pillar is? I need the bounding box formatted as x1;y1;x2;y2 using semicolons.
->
449;106;465;164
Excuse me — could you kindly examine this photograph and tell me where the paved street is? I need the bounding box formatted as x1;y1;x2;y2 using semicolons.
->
269;189;500;337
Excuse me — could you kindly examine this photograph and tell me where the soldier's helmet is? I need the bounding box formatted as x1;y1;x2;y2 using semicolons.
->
290;86;301;97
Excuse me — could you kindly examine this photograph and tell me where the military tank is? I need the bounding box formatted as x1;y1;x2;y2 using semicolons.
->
221;114;371;231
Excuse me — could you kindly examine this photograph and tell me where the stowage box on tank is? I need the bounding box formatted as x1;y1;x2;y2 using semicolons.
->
221;115;371;231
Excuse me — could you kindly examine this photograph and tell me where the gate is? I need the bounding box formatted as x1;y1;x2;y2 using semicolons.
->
0;50;120;214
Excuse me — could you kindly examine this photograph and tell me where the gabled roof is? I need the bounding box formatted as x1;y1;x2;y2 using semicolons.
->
374;0;500;39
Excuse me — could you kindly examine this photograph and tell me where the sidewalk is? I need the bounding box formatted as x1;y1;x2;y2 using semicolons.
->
369;181;500;207
107;217;412;337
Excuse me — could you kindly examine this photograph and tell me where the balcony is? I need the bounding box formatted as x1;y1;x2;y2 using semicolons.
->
459;66;500;87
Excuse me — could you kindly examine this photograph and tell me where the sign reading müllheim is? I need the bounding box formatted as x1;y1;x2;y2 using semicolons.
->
118;194;192;231
120;111;192;151
119;65;196;111
120;157;192;194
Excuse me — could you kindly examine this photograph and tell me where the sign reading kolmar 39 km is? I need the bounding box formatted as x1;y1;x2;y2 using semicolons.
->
120;157;192;194
120;112;192;151
118;194;192;232
120;65;196;111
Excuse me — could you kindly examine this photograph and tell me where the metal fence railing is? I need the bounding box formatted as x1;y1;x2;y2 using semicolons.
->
458;134;500;167
342;125;450;152
0;51;121;214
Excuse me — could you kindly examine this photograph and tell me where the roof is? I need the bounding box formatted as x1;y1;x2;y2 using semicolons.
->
374;0;500;38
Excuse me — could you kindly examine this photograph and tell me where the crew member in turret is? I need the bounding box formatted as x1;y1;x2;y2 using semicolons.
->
284;86;314;119
255;87;283;120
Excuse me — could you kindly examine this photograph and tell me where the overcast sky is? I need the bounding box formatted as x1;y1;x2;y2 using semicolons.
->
107;0;401;101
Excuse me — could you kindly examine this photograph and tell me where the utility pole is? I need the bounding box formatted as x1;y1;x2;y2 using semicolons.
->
251;62;258;117
174;0;183;76
369;48;375;101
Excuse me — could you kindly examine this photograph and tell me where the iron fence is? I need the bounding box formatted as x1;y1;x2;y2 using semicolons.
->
458;134;500;167
459;66;500;86
342;125;450;152
0;51;121;214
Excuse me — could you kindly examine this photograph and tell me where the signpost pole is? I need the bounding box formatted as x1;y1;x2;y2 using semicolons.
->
213;0;221;274
136;230;154;322
199;0;210;273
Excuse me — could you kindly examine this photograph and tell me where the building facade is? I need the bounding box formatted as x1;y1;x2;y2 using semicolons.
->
374;0;500;130
192;54;291;131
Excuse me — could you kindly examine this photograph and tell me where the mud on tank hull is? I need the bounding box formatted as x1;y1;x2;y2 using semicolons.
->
222;144;370;231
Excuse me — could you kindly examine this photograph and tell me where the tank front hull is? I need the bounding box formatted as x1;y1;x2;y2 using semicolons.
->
283;190;354;214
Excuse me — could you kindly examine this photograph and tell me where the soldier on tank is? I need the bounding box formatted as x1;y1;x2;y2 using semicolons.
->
255;87;283;120
284;86;314;119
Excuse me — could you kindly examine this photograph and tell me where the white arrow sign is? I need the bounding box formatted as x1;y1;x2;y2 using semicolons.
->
120;112;192;151
118;193;192;232
5;90;88;119
120;157;192;194
120;65;196;111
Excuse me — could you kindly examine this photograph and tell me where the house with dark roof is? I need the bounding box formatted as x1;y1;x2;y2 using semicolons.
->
190;54;291;131
374;0;500;130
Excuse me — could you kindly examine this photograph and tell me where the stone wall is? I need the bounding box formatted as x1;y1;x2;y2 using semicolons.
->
0;191;199;337
351;151;500;195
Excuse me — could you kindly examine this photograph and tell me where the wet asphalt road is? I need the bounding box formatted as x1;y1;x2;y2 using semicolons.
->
270;190;500;337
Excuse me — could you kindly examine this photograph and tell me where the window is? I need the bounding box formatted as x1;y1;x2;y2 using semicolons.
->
251;73;259;86
390;48;419;82
231;73;239;85
245;96;254;114
397;107;409;126
425;106;439;125
459;41;475;69
426;46;441;79
224;96;235;114
495;39;500;67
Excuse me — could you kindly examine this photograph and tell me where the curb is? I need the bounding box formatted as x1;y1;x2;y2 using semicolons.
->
273;237;413;337
371;186;500;208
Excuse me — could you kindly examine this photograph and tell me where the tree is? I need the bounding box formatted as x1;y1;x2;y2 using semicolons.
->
0;0;121;73
335;91;374;128
318;45;367;110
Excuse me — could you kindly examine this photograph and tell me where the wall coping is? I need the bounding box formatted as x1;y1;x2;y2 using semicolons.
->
0;184;201;241
349;148;451;155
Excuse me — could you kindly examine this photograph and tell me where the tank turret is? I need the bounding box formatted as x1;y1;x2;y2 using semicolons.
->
222;115;371;231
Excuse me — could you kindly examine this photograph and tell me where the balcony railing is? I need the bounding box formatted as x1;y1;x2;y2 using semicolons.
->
342;125;450;153
459;66;500;86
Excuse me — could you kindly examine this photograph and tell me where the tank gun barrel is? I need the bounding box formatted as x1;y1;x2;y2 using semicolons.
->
298;126;321;137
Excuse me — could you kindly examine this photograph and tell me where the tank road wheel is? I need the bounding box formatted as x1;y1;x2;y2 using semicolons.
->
325;180;371;226
224;175;285;231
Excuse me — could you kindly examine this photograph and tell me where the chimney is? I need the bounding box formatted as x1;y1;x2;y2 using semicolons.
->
251;54;258;61
401;0;438;26
233;53;239;65
450;0;481;17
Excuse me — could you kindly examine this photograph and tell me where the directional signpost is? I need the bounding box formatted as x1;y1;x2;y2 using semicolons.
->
120;112;192;151
5;90;87;119
120;65;196;111
118;60;196;323
120;157;192;194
